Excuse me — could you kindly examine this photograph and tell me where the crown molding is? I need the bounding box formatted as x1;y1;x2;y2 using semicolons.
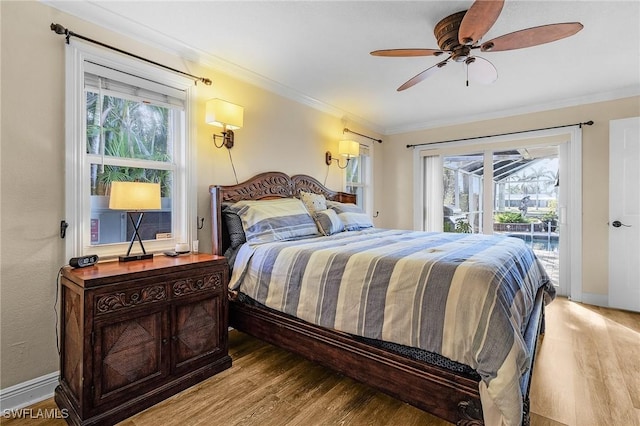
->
42;0;383;134
384;86;640;135
196;55;384;134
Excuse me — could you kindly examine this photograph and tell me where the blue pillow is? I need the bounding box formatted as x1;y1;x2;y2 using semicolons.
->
228;198;319;244
326;201;374;231
314;209;345;235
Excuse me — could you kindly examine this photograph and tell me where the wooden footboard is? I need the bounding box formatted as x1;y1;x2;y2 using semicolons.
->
229;288;545;426
229;299;485;425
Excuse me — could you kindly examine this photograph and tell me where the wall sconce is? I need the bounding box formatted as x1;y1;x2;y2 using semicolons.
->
206;98;244;149
109;181;161;262
325;140;360;169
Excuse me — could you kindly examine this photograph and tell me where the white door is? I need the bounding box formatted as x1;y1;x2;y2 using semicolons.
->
609;117;640;312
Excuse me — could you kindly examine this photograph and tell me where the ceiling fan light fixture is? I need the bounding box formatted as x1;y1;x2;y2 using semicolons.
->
466;56;498;85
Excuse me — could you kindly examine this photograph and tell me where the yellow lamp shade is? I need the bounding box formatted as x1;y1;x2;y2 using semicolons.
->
109;182;161;211
338;140;360;158
205;98;244;130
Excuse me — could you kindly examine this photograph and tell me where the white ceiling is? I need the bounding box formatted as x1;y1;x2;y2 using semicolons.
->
45;1;640;134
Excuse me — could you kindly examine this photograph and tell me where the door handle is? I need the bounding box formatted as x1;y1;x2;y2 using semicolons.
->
611;220;631;228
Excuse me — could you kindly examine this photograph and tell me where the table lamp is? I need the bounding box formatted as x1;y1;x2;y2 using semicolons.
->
109;181;161;262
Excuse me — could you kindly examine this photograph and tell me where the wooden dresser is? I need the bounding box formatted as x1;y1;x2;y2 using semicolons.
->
55;254;231;425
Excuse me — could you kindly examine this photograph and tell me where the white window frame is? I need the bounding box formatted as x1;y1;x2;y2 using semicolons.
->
64;40;197;260
345;141;373;215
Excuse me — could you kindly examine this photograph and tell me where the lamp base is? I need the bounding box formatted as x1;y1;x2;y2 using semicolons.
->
118;253;154;262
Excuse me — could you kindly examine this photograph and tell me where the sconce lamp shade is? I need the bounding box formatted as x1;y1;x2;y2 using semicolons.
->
205;98;244;130
338;140;360;158
325;140;359;168
109;182;161;211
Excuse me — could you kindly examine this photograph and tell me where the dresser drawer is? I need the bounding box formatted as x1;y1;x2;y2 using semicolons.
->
171;270;224;298
95;283;167;316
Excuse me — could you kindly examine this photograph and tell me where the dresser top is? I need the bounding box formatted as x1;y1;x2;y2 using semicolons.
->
62;254;226;288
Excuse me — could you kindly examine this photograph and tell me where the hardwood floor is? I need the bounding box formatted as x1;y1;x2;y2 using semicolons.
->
4;297;638;425
529;297;640;426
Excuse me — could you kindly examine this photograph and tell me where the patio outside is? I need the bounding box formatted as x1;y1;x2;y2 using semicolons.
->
442;148;560;284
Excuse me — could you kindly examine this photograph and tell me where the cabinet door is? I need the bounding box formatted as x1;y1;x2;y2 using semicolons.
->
171;292;224;374
92;307;169;408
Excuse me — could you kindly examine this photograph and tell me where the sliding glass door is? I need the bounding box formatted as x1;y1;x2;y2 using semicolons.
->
443;153;484;233
420;141;564;293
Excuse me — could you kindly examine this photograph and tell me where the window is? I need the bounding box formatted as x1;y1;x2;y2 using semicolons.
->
65;41;195;259
345;144;372;213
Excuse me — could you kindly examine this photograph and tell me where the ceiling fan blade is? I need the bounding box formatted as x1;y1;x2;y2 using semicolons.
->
397;59;449;91
480;22;583;52
458;0;505;45
371;48;444;57
467;56;497;84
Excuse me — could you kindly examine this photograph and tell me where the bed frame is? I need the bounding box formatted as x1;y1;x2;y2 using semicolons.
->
210;171;545;426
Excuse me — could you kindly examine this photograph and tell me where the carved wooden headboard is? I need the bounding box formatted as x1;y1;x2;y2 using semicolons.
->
209;171;356;256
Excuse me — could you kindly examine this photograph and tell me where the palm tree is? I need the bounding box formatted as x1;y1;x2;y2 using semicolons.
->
520;165;556;210
87;92;172;196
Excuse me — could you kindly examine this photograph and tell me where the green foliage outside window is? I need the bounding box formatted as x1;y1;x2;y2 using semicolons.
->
495;212;531;223
86;92;173;197
454;219;472;233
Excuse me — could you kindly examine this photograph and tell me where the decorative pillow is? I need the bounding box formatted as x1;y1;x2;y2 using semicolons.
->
299;190;327;214
327;200;374;231
221;204;246;249
314;209;345;236
228;198;319;244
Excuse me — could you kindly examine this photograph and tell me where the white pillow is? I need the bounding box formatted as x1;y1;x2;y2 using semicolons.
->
299;190;327;214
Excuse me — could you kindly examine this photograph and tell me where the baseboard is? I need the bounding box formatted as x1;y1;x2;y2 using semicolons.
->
580;292;609;308
0;371;59;411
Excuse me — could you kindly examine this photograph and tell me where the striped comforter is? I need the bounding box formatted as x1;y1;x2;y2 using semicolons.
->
229;228;554;425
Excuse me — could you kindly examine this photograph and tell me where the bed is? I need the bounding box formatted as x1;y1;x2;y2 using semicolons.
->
210;171;553;426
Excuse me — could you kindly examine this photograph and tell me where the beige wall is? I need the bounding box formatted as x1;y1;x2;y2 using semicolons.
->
0;1;382;389
376;96;640;297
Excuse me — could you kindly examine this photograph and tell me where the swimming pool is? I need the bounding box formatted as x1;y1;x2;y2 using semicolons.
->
506;234;559;252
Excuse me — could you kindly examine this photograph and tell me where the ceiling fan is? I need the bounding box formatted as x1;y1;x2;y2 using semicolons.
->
371;0;583;91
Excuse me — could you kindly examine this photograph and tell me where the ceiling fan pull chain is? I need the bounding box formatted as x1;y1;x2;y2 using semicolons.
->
466;61;469;87
466;64;469;87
